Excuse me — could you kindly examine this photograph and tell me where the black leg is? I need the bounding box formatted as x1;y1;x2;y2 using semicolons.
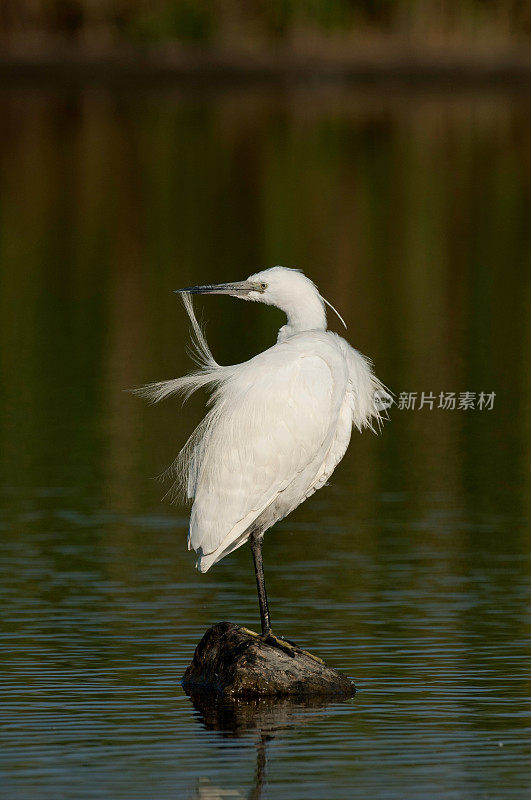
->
250;531;271;636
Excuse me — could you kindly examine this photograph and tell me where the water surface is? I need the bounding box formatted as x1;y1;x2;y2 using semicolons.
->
0;83;529;799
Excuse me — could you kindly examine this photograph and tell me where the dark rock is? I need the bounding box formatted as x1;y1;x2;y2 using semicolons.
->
181;621;356;699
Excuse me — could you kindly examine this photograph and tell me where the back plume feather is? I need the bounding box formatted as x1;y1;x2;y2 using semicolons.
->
131;293;232;505
130;293;223;404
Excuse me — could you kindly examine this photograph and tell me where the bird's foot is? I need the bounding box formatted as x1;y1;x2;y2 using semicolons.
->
261;632;302;658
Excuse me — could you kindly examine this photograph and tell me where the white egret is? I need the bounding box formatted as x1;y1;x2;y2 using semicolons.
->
135;267;389;640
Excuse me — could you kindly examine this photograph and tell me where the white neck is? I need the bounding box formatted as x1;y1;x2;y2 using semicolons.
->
276;292;327;339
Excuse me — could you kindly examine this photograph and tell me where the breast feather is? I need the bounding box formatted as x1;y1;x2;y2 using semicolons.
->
187;348;340;564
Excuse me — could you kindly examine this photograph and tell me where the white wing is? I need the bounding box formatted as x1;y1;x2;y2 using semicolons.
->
188;342;345;571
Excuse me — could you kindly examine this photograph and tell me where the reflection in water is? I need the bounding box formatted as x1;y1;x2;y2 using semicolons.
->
0;83;529;799
188;692;343;799
188;691;339;737
248;735;268;800
193;775;246;799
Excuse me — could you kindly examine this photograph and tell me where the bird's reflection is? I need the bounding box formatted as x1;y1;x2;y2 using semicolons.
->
192;736;268;800
187;691;350;799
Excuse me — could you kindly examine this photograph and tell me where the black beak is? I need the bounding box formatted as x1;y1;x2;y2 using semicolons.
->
174;280;260;296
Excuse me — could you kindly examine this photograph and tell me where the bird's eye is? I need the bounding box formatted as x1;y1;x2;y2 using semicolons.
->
260;282;267;290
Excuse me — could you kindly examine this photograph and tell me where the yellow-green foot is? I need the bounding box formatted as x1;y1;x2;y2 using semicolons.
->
261;632;303;658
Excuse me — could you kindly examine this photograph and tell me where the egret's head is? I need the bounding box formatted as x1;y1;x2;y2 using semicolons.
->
175;266;346;333
242;266;319;306
175;266;306;300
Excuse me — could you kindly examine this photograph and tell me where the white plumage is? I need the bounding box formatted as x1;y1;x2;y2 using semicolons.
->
135;267;389;636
